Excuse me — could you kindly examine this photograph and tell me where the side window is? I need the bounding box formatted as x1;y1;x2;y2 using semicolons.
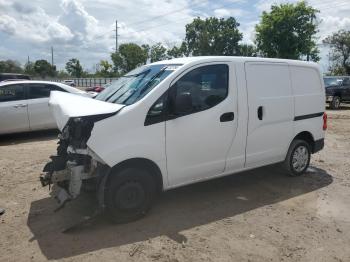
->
145;92;167;126
48;84;68;92
172;64;228;116
342;78;350;86
28;84;51;99
0;84;25;102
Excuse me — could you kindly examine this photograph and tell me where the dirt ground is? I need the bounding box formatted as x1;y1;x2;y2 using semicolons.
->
1;107;350;262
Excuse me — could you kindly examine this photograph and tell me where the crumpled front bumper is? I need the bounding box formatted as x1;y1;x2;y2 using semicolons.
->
40;159;97;207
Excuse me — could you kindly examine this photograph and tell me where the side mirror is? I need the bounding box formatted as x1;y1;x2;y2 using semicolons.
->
174;92;193;115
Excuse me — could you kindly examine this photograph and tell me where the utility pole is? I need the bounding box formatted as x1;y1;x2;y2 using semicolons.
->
51;46;54;66
27;56;30;64
115;20;118;52
307;16;313;61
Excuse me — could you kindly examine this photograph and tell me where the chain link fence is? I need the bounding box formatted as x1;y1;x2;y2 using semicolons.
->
36;78;118;88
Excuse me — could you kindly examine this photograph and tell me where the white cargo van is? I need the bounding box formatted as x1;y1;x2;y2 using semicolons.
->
41;57;326;222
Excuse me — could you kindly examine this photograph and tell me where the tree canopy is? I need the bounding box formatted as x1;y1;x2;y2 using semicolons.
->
323;30;350;75
34;60;56;78
184;17;242;56
255;1;319;61
65;58;83;78
111;43;148;74
150;43;168;63
0;60;23;73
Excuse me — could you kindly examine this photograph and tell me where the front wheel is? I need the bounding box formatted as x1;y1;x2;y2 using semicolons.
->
284;139;311;176
330;96;341;110
105;168;156;223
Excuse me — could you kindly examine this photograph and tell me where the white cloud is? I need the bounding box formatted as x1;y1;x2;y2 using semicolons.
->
214;8;245;17
0;15;17;35
0;0;349;72
240;20;258;44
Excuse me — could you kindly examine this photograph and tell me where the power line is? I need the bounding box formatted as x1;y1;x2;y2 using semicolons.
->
130;0;246;34
126;0;207;27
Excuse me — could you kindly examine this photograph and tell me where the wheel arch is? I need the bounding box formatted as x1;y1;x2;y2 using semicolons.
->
107;157;164;193
292;131;315;153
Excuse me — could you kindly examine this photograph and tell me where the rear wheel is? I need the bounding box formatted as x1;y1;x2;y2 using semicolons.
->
330;96;341;110
284;139;311;176
105;167;156;223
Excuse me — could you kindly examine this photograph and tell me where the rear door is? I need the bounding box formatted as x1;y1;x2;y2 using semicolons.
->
245;62;294;168
27;83;58;130
0;84;29;134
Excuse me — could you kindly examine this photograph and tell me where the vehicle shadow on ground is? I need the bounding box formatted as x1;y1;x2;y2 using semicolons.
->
27;165;332;260
0;130;58;146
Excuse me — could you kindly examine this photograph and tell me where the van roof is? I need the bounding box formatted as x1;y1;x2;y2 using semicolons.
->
151;56;319;69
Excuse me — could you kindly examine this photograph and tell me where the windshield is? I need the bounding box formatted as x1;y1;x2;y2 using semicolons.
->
95;64;182;105
324;77;342;87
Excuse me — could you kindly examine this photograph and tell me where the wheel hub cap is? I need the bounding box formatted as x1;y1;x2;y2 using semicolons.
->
292;145;309;172
116;182;145;210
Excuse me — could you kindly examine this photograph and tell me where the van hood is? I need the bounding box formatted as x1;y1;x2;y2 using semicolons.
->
49;91;124;130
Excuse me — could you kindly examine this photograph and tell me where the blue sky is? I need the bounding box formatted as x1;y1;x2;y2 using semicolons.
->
0;0;349;72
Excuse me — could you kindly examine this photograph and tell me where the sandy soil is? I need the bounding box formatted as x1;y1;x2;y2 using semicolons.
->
0;107;350;262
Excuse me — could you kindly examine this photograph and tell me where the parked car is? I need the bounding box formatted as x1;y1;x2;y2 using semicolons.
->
324;76;350;109
85;85;105;93
62;80;75;87
41;57;326;223
0;73;30;82
0;80;91;135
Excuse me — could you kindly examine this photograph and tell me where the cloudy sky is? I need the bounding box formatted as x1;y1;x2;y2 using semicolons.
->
0;0;349;72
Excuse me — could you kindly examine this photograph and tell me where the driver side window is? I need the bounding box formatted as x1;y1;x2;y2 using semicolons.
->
171;64;229;116
144;64;229;126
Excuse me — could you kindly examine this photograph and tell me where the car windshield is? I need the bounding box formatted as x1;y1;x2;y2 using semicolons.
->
95;64;182;105
324;77;342;87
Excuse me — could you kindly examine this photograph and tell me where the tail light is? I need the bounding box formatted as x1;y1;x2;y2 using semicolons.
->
323;112;327;130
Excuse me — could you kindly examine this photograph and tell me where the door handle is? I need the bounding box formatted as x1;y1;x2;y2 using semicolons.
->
220;112;234;122
257;106;263;120
13;104;27;108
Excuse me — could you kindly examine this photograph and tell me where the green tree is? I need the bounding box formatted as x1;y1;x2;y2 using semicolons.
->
150;43;168;62
255;1;319;61
238;44;258;57
56;70;70;79
65;58;83;78
184;17;242;56
34;59;56;78
167;42;188;58
24;61;35;76
111;43;148;73
323;30;350;75
96;60;114;77
0;60;23;73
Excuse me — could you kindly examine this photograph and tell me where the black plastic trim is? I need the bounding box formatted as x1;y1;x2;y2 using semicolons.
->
313;138;324;153
294;112;324;121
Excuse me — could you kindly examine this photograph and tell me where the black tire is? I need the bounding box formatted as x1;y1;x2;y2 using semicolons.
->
105;167;156;223
330;96;341;110
284;139;311;177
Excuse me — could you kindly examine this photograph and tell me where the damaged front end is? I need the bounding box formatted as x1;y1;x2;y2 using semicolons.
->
40;115;112;210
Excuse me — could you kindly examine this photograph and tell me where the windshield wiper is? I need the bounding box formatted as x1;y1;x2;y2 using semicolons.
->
123;67;167;104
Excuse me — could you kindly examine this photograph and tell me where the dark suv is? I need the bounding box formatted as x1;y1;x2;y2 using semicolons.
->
0;73;31;82
324;76;350;109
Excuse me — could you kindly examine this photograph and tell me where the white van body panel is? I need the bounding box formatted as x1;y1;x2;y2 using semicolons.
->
48;56;325;193
244;62;294;168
